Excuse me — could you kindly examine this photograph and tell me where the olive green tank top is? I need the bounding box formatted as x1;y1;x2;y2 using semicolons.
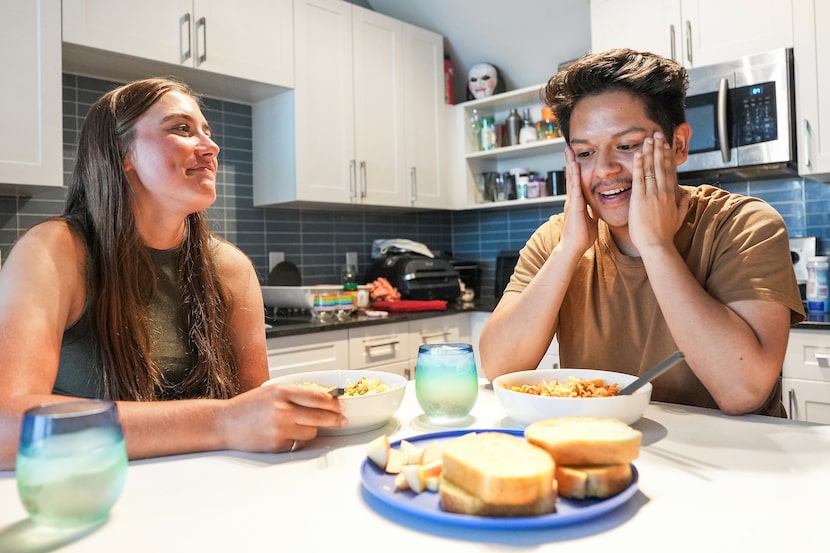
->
54;247;195;399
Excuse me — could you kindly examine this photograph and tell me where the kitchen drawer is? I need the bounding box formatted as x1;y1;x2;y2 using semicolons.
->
266;330;349;378
367;360;412;380
782;329;830;381
783;377;830;424
349;322;411;370
409;313;470;347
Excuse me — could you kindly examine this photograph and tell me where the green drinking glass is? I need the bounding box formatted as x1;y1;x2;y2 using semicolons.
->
16;399;128;528
415;343;479;423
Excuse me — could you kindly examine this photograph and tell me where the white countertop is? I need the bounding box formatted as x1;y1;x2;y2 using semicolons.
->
1;381;828;552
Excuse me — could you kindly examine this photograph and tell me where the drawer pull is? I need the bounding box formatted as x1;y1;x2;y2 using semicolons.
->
364;339;400;351
788;388;797;420
420;330;450;343
815;353;830;369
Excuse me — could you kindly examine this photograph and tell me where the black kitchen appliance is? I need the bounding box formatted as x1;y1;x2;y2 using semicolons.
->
449;259;481;296
495;250;520;299
367;253;461;301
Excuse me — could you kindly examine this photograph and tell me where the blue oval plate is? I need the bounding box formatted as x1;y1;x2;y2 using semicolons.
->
360;429;638;529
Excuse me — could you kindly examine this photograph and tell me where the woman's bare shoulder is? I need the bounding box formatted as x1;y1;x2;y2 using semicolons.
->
210;236;258;281
12;219;84;262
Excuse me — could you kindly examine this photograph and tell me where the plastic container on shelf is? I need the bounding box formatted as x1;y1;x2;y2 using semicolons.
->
806;256;829;313
537;106;560;139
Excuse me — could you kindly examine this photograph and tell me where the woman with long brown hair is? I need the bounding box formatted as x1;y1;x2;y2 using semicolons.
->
0;77;346;469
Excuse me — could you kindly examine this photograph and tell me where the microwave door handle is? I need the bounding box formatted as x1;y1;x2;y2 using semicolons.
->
717;77;731;163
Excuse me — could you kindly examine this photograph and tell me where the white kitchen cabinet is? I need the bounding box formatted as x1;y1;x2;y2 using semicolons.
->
792;0;830;181
62;0;293;98
265;330;349;379
253;0;445;208
456;84;568;210
348;322;411;374
0;0;62;195
401;23;448;209
590;0;793;68
782;328;830;423
409;313;471;348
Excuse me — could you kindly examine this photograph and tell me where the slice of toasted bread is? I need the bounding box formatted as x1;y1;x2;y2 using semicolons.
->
441;432;555;506
555;463;633;499
439;477;556;517
524;416;642;466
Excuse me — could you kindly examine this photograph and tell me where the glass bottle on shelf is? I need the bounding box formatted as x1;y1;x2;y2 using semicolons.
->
479;116;497;151
469;109;481;150
518;107;538;144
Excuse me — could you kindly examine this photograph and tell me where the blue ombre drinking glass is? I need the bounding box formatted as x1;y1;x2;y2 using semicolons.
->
16;399;128;527
415;343;479;422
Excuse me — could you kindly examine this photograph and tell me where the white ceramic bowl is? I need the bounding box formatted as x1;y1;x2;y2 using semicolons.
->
262;370;407;436
492;368;651;426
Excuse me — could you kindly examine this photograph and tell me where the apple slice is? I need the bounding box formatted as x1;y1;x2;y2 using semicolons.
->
394;472;409;491
401;464;426;493
420;458;443;479
385;447;406;474
399;439;424;465
420;441;445;465
366;434;390;470
425;476;440;492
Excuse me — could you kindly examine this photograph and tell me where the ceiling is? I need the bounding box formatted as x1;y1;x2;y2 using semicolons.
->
358;0;593;101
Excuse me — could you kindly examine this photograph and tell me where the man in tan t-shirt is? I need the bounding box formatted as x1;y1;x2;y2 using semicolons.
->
479;49;805;417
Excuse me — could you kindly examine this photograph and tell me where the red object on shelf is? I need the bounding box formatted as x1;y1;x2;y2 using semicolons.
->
371;300;448;312
444;55;454;105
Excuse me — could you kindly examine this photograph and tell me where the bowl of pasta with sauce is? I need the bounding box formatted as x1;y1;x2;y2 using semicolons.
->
262;370;407;436
492;368;651;427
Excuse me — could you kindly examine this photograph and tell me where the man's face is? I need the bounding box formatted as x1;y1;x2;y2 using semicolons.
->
567;90;687;229
468;64;497;99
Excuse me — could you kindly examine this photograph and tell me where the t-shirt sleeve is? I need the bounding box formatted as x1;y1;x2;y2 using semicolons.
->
703;198;805;324
504;215;564;293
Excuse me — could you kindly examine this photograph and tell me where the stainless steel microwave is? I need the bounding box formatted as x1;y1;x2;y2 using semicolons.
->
679;48;796;182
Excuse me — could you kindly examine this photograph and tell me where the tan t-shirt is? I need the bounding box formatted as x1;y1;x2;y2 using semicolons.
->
505;185;806;416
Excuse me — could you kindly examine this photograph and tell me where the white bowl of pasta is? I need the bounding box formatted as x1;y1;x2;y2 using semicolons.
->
492;368;651;427
262;370;407;436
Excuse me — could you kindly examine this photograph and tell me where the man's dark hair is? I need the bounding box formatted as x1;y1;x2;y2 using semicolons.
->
544;48;689;145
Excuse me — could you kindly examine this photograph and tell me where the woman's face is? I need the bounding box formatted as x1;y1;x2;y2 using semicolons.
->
123;90;220;221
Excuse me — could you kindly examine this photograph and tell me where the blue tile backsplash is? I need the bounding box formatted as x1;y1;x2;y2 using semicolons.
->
1;74;829;300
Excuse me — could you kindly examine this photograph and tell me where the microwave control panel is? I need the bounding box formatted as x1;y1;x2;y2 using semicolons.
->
733;81;778;146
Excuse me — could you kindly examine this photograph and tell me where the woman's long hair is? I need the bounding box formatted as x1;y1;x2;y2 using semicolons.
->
63;77;239;401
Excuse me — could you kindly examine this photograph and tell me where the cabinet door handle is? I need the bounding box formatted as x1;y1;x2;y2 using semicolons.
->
410;166;417;204
815;353;830;369
364;338;400;350
360;161;367;199
349;160;357;199
669;24;676;61
363;338;400;358
196;16;207;64
181;13;192;63
802;119;812;169
788;388;797;420
420;330;450;343
685;20;692;65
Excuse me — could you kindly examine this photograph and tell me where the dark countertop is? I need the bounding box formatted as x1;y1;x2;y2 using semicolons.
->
264;299;830;338
795;312;830;330
264;299;498;339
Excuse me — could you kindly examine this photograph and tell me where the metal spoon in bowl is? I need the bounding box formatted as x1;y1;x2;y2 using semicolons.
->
618;351;685;396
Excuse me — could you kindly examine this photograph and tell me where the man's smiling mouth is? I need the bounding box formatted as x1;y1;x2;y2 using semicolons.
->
599;186;632;198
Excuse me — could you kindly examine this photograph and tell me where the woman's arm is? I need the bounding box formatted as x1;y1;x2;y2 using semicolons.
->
0;225;346;470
